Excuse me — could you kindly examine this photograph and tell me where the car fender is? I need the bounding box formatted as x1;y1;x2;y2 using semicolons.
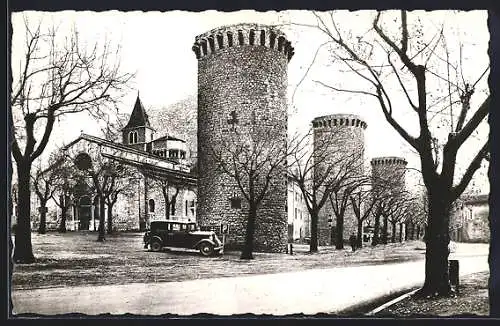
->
150;235;162;244
194;239;216;249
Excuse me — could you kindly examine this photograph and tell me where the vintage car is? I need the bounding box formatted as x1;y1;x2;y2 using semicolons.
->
143;220;223;256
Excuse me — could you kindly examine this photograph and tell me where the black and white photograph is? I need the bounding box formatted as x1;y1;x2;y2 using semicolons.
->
7;4;496;318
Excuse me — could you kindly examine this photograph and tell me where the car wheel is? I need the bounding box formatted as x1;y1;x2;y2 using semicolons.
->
150;240;162;252
199;242;214;256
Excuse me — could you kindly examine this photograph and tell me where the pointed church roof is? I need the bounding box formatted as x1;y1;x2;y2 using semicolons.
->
123;94;151;130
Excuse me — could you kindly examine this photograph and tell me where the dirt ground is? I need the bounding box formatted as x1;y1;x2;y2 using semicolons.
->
12;231;429;290
376;271;490;317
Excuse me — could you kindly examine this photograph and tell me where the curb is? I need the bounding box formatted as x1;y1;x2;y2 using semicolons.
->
365;288;419;316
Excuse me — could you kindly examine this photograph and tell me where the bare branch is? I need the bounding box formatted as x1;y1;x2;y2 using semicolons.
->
451;140;489;200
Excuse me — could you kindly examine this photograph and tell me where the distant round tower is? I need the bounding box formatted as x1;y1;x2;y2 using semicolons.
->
312;114;367;246
370;156;407;191
193;24;294;253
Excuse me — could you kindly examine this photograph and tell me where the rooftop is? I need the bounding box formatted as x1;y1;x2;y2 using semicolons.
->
122;94;152;130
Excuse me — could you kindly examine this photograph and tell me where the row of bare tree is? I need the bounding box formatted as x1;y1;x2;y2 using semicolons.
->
27;148;186;239
209;123;429;257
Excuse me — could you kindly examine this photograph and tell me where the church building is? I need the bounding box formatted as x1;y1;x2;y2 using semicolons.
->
29;94;197;232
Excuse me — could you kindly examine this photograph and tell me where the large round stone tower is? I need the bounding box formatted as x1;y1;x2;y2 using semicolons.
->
193;24;294;253
312;114;367;246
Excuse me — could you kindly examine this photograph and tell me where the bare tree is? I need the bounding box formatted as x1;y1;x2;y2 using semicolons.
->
31;156;62;234
50;158;81;233
300;10;489;296
371;201;384;246
327;151;366;250
151;178;181;220
387;192;416;243
211;128;288;260
403;189;426;241
73;154;125;241
102;163;134;234
350;179;386;247
10;17;133;262
288;127;358;252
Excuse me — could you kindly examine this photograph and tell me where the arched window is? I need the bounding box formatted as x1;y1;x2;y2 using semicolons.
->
128;131;138;144
149;199;155;213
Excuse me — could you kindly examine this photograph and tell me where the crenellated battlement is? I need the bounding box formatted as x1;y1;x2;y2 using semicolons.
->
192;23;294;62
371;156;408;166
312;114;367;130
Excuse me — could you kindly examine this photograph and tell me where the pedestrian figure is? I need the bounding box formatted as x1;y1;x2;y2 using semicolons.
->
349;234;357;252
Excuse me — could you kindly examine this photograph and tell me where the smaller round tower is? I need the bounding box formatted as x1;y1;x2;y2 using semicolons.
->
312;114;367;246
370;156;408;192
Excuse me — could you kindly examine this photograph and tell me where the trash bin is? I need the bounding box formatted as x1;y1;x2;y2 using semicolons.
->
449;260;459;291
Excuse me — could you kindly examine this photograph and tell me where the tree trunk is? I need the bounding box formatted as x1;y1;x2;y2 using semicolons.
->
97;195;106;241
391;221;397;243
417;193;452;297
382;215;388;244
399;223;403;242
372;213;380;246
335;214;344;250
356;219;363;248
241;204;257;259
309;210;319;252
13;161;36;263
410;222;415;240
107;204;113;234
416;225;421;240
38;202;47;234
165;201;170;219
404;222;409;241
58;195;68;233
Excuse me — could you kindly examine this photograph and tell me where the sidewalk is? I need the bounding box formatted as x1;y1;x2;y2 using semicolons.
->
12;255;488;316
375;271;490;317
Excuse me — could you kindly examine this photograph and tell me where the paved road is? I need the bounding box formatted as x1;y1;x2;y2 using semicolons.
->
12;251;488;316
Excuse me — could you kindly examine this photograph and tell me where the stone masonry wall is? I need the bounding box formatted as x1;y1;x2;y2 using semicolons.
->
194;24;294;253
312;114;367;246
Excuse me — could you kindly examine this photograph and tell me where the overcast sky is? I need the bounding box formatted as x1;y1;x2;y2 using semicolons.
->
11;9;490;193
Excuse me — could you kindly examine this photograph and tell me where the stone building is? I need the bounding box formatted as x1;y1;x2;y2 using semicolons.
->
193;23;294;252
370;156;408;240
27;95;197;232
287;176;310;241
450;194;489;243
312;114;367;246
